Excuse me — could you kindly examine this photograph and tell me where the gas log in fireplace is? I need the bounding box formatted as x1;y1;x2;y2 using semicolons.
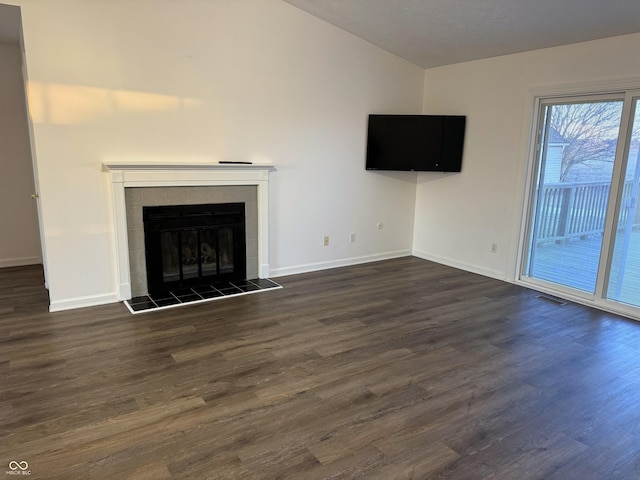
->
143;202;246;296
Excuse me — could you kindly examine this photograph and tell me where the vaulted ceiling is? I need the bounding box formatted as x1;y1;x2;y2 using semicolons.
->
3;1;640;69
0;4;21;45
282;0;640;68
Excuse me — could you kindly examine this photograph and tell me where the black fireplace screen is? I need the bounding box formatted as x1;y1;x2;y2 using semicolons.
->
143;203;246;295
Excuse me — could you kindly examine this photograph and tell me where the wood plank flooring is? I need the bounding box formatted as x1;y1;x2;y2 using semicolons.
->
2;257;640;479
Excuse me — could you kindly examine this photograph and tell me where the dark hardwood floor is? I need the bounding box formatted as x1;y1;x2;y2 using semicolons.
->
2;257;640;479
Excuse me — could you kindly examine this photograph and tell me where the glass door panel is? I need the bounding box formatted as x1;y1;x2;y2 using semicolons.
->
218;227;235;274
181;230;199;280
161;231;180;282
606;99;640;307
200;229;217;276
525;99;624;293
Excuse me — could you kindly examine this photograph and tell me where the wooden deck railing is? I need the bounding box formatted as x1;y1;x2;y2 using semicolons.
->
535;180;640;244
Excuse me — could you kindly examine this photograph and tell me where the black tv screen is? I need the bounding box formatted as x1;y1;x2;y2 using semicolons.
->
365;114;466;172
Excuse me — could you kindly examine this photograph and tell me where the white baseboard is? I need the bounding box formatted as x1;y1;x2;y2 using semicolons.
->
49;292;120;313
0;256;42;268
412;249;506;281
269;250;412;278
46;250;504;312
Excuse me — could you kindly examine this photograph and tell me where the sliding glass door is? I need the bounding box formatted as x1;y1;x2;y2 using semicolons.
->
606;98;640;306
522;92;640;312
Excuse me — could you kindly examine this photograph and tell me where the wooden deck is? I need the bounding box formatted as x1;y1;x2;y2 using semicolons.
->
528;230;640;306
3;258;640;478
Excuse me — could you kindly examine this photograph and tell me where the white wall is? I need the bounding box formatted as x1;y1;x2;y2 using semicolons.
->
0;42;41;268
414;33;640;281
15;0;424;309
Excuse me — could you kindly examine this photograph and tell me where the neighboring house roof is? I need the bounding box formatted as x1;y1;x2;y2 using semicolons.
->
548;127;569;145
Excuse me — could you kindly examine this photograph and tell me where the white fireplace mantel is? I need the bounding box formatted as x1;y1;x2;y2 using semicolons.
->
103;161;274;300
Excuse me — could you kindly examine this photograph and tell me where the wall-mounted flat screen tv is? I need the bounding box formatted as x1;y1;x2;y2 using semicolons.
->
365;114;466;172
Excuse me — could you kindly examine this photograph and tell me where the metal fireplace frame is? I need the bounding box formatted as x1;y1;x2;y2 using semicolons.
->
143;202;246;296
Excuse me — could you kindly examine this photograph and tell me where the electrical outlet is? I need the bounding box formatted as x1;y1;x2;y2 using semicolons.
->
323;235;329;246
349;232;356;243
491;242;498;254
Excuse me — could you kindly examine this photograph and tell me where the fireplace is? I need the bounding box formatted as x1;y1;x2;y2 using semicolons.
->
143;202;246;296
103;161;273;303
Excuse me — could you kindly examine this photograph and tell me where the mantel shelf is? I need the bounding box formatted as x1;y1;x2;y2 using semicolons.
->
103;161;275;171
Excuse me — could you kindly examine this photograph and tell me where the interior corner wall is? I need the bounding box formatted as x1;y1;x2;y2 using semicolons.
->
15;0;424;310
0;42;41;269
413;32;640;281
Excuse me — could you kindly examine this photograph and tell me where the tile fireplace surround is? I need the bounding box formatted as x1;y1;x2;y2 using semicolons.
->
103;161;273;301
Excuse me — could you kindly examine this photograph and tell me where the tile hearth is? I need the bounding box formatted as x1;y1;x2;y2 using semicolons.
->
125;278;281;314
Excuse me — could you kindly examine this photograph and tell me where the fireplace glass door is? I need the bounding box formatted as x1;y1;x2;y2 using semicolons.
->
144;203;246;295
